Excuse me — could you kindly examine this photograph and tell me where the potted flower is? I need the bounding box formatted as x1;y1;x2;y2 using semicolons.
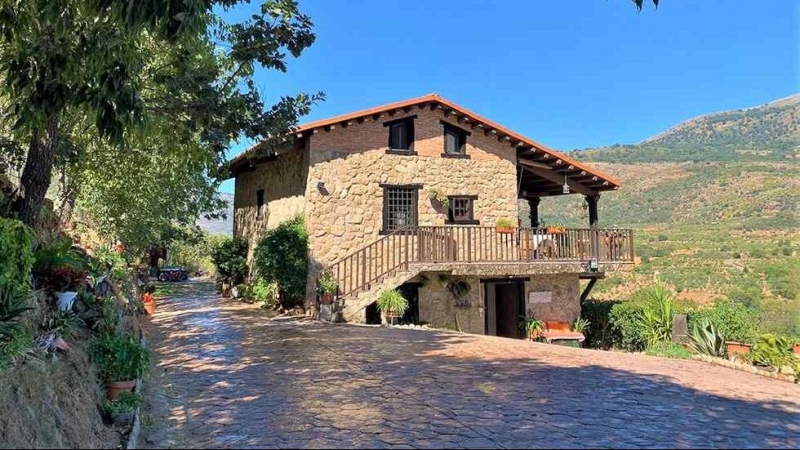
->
519;316;545;341
318;271;338;305
495;217;515;234
91;333;150;401
104;391;141;427
573;318;591;335
426;187;449;209
376;289;409;326
793;340;800;356
547;222;567;235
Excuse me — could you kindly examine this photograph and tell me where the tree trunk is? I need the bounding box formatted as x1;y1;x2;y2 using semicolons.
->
14;116;59;227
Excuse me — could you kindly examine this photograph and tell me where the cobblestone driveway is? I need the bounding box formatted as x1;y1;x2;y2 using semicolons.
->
141;281;800;449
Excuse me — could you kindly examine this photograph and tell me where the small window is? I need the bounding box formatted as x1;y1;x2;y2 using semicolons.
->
447;195;478;224
383;116;416;152
441;121;470;156
256;189;265;220
382;186;419;232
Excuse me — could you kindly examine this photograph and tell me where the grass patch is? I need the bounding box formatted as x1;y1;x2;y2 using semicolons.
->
644;342;692;359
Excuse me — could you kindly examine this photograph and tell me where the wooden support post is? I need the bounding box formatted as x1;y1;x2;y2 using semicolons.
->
528;197;540;228
587;195;600;261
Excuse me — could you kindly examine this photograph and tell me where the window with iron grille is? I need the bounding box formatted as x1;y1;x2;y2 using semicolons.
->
256;189;265;220
447;195;478;224
382;185;419;232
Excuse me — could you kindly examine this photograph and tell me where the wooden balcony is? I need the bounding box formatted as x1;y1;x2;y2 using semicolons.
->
324;226;634;300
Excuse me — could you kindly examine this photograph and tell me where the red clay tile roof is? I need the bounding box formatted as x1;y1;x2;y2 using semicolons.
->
228;93;621;188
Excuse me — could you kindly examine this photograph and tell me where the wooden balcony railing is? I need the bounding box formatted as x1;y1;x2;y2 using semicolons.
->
322;226;634;299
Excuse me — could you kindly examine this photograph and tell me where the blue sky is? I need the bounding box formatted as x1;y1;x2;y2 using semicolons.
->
219;0;798;194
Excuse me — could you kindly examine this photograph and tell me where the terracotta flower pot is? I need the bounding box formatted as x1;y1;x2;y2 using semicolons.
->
106;380;136;401
725;341;752;360
793;343;800;356
143;300;156;315
320;293;334;305
496;226;515;234
547;227;566;235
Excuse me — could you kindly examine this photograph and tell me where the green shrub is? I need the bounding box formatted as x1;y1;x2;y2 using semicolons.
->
645;342;691;359
211;237;248;285
750;334;793;368
251;279;278;309
609;301;648;352
757;298;800;338
691;300;759;344
0;218;35;291
581;299;620;349
90;333;150;382
105;392;142;415
254;217;308;309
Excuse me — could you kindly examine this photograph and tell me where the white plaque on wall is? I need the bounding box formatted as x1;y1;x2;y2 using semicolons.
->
528;291;552;305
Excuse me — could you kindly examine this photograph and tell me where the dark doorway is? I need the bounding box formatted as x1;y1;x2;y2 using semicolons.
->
397;283;420;325
366;302;381;325
365;283;420;325
484;280;525;338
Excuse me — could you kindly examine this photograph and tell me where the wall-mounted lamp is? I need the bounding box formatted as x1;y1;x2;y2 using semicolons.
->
589;258;599;272
316;180;325;191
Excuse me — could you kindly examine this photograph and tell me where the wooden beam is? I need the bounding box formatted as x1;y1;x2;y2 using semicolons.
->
520;165;597;196
518;159;553;171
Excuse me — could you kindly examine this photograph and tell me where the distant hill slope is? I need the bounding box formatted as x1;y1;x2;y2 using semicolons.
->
575;93;800;163
540;95;800;304
197;193;233;235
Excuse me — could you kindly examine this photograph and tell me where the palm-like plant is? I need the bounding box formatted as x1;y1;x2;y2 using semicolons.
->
638;283;675;348
519;316;545;340
689;319;725;358
573;318;591;334
0;284;32;340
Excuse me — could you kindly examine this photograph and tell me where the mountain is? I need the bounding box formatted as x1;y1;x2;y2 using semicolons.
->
197;193;234;235
576;94;800;163
540;94;800;305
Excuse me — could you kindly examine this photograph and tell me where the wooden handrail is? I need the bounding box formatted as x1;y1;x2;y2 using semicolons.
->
320;226;634;300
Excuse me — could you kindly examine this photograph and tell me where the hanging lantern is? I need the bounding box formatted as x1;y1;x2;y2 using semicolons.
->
562;172;570;194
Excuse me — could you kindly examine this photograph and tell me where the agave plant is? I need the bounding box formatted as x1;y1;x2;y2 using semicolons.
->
689;318;725;358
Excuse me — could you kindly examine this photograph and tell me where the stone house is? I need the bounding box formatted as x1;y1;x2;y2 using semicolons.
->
228;94;633;337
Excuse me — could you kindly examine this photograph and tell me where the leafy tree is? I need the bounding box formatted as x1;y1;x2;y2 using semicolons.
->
1;0;323;237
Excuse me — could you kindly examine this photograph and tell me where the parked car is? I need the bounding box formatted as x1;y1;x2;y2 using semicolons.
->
158;267;189;282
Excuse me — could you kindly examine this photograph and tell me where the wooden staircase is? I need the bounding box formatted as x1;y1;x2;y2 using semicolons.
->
319;226;634;323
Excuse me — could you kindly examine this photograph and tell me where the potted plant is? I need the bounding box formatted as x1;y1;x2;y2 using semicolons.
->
519;316;545;341
105;391;141;427
793;340;800;356
318;271;338;305
547;222;567;235
573;318;591;335
376;289;409;326
91;333;150;400
426;187;449;209
495;217;515;234
50;266;87;311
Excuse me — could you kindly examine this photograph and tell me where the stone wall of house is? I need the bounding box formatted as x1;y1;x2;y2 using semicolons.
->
523;274;581;324
417;275;484;335
305;107;519;268
233;144;309;266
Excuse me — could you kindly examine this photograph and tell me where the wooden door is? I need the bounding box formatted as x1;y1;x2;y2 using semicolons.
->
495;283;520;338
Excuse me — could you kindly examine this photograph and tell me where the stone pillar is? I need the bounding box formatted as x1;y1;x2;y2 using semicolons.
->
528;197;541;228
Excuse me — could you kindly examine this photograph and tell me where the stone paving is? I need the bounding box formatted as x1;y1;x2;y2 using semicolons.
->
141;281;800;449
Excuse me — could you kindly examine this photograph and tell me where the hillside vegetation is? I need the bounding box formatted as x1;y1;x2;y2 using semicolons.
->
541;94;799;311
